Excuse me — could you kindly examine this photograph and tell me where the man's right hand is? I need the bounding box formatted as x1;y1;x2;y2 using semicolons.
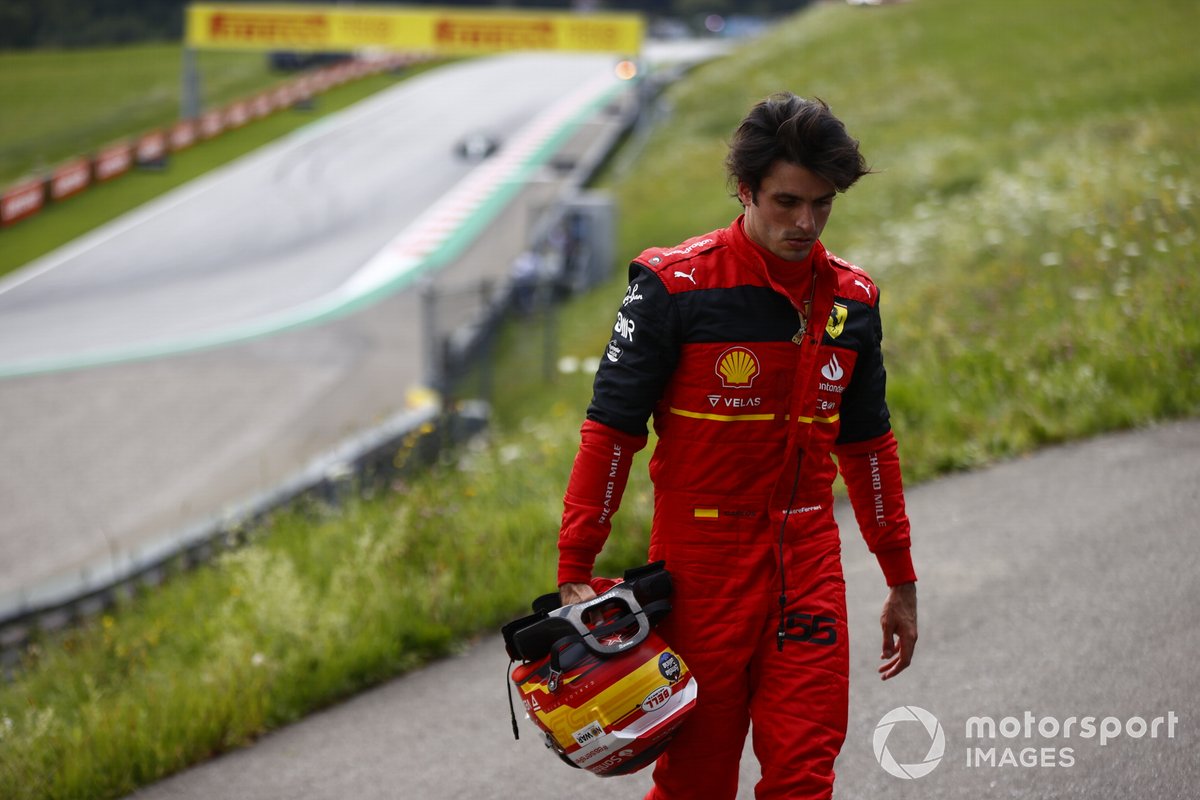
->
559;582;597;607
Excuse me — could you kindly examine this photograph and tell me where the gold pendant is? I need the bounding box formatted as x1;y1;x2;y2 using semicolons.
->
792;304;810;344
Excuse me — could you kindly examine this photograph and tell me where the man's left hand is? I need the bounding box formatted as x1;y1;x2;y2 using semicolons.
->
879;581;917;680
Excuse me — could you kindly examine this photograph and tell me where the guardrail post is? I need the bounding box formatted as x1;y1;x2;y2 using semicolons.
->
478;280;495;404
542;279;558;383
181;47;202;120
421;282;442;398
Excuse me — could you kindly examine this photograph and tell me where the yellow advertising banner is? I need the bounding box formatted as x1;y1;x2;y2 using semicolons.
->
185;4;644;55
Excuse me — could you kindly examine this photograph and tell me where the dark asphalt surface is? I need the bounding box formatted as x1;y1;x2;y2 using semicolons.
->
127;419;1200;799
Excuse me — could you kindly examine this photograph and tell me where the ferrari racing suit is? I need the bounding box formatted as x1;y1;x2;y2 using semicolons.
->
557;216;916;799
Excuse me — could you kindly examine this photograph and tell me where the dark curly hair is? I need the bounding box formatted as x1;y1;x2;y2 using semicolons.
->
726;93;871;201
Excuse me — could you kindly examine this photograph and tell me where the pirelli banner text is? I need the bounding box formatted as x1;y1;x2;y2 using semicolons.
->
185;4;644;56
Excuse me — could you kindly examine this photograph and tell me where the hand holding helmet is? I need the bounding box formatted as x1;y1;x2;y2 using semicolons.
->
501;562;698;778
558;581;597;607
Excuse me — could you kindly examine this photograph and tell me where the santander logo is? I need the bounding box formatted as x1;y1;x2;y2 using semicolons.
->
821;354;844;382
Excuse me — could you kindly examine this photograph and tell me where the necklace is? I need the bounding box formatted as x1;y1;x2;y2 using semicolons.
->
792;264;818;345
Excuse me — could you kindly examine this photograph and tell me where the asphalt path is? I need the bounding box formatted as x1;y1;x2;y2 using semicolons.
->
127;419;1200;799
0;51;633;611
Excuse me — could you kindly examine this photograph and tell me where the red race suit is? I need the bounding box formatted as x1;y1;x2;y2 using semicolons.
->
557;217;916;799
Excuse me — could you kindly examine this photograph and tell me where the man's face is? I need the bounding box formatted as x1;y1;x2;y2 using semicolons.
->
738;161;837;262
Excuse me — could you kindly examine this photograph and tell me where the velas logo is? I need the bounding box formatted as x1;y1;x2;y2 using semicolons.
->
716;346;760;388
873;706;945;780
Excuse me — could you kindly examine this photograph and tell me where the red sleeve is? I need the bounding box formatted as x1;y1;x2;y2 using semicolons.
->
833;430;917;586
557;419;648;586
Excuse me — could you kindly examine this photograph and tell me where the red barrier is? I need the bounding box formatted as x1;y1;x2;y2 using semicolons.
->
311;70;334;92
1;179;45;226
331;63;353;85
136;130;169;168
295;75;316;102
251;93;274;119
199;110;224;140
225;100;250;129
0;56;414;230
170;119;197;152
50;158;92;201
272;83;295;109
95;142;134;182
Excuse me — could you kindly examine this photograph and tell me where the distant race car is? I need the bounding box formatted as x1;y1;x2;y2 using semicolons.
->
455;131;500;161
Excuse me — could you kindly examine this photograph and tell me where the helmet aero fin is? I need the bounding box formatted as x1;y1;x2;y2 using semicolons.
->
501;561;698;778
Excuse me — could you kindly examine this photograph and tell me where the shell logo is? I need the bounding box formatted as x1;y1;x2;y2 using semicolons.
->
716;347;760;388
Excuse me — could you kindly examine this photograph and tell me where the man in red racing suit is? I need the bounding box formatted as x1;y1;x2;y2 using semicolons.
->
557;95;918;799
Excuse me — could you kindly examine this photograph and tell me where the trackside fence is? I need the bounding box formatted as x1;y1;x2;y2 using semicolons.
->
423;191;616;406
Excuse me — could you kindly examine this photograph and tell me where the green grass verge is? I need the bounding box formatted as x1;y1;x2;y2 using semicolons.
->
0;50;442;278
2;0;1198;797
2;44;305;185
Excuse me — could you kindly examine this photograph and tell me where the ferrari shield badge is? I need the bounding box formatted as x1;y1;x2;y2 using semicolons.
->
826;303;848;339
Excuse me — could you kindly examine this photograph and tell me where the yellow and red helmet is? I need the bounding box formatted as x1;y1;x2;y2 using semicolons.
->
503;562;697;777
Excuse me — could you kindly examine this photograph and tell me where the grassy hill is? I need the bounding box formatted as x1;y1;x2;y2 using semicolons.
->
1;1;1197;798
602;0;1199;480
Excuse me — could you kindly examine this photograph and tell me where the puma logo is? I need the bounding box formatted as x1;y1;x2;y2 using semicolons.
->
854;279;872;300
674;267;698;285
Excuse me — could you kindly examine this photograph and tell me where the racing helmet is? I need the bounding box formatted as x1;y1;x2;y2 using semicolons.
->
502;561;697;777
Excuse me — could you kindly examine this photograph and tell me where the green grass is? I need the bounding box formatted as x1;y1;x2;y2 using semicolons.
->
1;44;296;186
0;53;441;277
2;0;1198;797
608;0;1200;480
